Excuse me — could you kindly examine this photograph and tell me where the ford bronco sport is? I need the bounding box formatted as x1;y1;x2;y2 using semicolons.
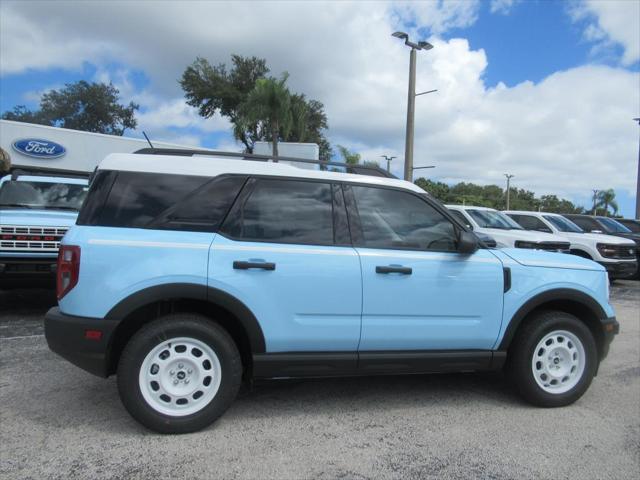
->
45;149;619;433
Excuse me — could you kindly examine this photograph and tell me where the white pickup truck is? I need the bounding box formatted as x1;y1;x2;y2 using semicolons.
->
446;205;571;252
505;210;637;280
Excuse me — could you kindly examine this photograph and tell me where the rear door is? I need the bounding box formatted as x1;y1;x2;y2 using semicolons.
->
209;177;362;354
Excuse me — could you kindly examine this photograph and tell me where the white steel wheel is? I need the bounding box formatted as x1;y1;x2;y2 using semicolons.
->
531;330;586;395
138;337;222;416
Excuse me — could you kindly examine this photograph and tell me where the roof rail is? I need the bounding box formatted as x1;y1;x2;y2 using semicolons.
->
133;147;397;179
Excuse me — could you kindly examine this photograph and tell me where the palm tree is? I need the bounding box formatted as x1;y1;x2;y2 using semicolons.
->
239;73;292;158
337;145;361;165
595;189;619;216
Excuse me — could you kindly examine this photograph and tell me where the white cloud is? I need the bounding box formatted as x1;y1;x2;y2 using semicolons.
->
0;0;638;208
569;0;640;66
489;0;520;15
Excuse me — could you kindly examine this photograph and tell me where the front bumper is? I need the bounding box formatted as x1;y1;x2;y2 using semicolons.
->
600;316;619;360
0;257;57;288
44;307;119;377
598;260;637;279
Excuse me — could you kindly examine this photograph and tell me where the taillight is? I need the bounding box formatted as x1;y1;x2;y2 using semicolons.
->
57;245;80;300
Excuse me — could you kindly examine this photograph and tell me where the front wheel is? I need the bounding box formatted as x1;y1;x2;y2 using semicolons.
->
117;314;242;433
506;310;598;407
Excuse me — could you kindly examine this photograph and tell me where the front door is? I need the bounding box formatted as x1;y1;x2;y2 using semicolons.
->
346;184;505;352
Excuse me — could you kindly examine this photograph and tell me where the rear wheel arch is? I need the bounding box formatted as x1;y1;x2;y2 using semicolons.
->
105;283;266;376
500;289;606;360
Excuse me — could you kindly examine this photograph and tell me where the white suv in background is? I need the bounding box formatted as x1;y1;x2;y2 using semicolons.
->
446;205;571;252
505;211;637;280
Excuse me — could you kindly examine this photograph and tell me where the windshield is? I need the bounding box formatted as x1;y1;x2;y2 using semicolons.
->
598;217;632;233
543;215;583;233
467;209;523;230
0;180;88;211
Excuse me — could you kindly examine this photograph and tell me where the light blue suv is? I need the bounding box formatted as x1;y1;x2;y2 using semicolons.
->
45;149;619;433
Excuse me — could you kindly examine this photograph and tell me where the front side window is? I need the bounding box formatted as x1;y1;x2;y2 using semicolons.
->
508;214;552;232
468;209;523;230
351;185;457;251
222;178;334;245
569;216;598;231
0;180;87;211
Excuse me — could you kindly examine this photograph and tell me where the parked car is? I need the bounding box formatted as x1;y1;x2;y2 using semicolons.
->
0;171;88;288
563;214;640;279
616;218;640;233
505;211;637;280
45;150;619;433
446;205;571;252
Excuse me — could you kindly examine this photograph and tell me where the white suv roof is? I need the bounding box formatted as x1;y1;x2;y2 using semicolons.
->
99;153;426;195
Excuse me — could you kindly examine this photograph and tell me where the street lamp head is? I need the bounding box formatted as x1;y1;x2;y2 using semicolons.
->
392;31;408;40
418;41;434;50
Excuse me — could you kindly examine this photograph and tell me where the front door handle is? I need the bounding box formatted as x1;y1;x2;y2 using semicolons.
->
233;261;276;271
376;265;412;275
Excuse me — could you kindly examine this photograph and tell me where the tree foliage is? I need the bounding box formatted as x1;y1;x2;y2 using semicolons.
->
414;177;587;214
2;81;138;135
181;55;332;160
238;73;292;158
595;189;618;216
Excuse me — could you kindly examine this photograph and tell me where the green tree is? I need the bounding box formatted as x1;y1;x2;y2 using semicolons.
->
414;178;451;202
181;55;332;159
595;189;618;216
337;145;361;165
1;81;138;135
239;73;292;158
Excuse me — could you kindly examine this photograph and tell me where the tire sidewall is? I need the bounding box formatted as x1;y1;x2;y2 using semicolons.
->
511;312;598;407
117;315;242;434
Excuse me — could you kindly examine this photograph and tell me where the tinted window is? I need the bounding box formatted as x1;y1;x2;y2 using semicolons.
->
96;172;244;231
222;178;334;245
598;217;632;233
568;216;598;231
352;186;457;251
543;215;583;233
449;209;473;229
508;214;551;232
468;209;523;230
0;180;87;211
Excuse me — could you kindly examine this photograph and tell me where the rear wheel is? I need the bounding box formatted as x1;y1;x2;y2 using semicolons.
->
506;310;597;407
117;313;242;433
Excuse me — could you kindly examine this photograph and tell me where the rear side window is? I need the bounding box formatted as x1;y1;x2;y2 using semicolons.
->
508;214;551;232
87;171;245;231
221;178;334;245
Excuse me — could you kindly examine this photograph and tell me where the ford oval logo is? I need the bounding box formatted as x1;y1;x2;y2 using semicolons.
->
12;138;66;159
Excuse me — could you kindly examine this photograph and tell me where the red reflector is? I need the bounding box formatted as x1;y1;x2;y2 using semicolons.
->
85;330;102;341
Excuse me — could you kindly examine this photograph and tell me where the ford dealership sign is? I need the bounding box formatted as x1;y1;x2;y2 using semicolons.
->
12;138;66;159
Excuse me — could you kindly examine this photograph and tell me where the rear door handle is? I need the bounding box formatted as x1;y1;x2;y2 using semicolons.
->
233;261;276;271
375;265;412;275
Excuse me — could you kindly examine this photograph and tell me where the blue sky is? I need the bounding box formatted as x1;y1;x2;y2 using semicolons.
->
1;0;638;216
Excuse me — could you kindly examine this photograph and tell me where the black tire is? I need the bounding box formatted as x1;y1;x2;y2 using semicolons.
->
506;310;598;407
117;313;242;434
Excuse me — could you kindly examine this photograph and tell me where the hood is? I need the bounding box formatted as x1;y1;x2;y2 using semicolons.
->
0;208;78;227
582;232;637;245
501;248;604;271
484;228;569;243
611;232;640;245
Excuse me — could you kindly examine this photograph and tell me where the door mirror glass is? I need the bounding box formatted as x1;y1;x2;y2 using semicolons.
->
458;231;479;254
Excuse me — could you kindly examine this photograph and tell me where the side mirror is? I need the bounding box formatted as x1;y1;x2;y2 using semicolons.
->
458;231;479;254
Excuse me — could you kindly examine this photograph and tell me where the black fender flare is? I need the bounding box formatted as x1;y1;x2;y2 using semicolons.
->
498;288;607;350
105;283;266;353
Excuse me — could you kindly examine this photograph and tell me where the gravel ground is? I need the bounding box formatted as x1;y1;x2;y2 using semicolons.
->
0;282;638;479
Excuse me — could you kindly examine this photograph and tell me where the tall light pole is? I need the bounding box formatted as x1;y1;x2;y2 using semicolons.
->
634;117;639;219
412;165;435;180
504;174;515;210
592;189;599;216
392;31;433;182
381;155;396;172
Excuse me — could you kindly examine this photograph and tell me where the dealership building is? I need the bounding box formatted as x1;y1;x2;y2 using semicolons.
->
0;120;320;174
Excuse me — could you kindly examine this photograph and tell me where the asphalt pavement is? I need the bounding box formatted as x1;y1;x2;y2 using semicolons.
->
0;282;638;479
